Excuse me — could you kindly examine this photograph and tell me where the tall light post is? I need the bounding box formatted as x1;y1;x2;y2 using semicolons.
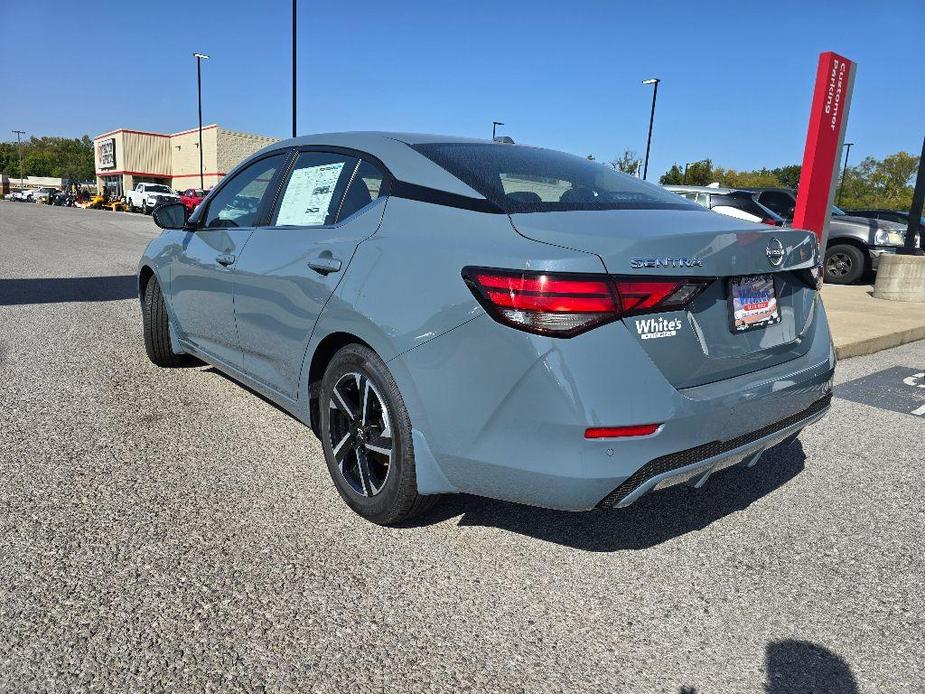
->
837;141;854;206
11;130;25;189
292;0;297;138
492;121;504;140
641;78;660;181
193;53;209;190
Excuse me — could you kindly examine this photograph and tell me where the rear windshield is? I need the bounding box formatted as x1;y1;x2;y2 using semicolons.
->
412;143;699;214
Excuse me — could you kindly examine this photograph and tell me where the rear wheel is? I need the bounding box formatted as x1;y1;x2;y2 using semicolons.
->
824;244;866;284
142;276;190;367
319;344;438;525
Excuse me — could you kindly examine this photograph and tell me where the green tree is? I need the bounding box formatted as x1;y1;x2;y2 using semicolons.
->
610;149;641;176
1;134;96;182
660;163;684;185
683;159;714;185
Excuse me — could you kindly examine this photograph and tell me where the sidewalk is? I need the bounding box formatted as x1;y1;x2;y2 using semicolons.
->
823;283;925;359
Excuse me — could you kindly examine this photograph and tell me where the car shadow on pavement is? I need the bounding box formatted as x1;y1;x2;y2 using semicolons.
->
0;275;137;305
679;639;859;694
408;441;807;552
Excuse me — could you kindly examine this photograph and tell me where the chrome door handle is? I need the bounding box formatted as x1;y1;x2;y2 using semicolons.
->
216;253;236;267
307;254;342;275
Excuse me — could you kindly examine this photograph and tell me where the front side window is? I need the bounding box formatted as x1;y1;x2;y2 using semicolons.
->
412;143;698;213
204;153;286;228
273;151;359;227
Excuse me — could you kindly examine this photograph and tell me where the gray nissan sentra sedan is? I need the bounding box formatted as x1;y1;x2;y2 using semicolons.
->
138;132;835;524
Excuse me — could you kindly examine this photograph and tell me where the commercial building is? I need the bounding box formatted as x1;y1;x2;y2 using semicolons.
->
93;125;278;198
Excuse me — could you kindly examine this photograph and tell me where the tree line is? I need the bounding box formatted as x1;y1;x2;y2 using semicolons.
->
656;151;919;211
601;148;920;212
0;135;96;183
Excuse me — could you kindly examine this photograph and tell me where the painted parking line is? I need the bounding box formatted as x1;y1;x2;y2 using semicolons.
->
834;366;925;418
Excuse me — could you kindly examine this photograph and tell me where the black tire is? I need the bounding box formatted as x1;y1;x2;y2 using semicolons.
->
319;344;438;525
142;200;149;215
142;276;190;367
824;243;866;284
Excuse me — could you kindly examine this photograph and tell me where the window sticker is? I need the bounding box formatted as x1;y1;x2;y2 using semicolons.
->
277;162;345;226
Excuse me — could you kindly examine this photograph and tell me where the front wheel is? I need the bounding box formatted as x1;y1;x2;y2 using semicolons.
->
824;244;866;284
142;276;191;367
319;344;438;525
142;200;149;215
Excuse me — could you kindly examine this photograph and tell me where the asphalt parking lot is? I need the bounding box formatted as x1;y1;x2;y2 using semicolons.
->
1;201;922;693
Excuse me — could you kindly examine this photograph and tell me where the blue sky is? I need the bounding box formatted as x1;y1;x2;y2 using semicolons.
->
1;0;922;179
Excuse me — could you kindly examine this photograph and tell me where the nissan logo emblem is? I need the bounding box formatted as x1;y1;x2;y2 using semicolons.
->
766;237;785;267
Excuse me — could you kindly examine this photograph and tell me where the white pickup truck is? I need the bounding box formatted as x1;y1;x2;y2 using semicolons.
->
125;183;180;214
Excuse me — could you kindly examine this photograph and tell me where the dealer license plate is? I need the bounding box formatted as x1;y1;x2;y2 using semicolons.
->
728;274;781;333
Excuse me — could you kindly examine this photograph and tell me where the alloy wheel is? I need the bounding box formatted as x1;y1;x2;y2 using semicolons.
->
327;372;393;497
826;252;851;277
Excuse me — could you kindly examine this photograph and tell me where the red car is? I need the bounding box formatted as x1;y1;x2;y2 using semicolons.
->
179;188;209;213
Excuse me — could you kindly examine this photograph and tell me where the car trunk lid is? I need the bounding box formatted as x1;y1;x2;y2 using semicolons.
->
509;209;822;388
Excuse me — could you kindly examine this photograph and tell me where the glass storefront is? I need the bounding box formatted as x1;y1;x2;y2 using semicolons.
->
102;175;123;199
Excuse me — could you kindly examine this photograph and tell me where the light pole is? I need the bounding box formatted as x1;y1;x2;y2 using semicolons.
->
193;53;209;190
11;130;25;189
899;136;924;256
492;121;504;140
641;78;660;181
292;0;297;138
837;142;854;206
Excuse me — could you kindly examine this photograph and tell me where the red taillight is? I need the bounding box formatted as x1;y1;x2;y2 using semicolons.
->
585;424;661;439
462;267;712;337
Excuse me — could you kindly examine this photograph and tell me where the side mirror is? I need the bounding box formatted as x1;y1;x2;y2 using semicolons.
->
152;202;188;229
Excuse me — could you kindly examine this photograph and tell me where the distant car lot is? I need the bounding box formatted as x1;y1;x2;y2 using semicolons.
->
665;184;917;284
1;201;923;691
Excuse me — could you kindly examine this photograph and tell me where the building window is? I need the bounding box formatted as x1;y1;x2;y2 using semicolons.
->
102;176;123;198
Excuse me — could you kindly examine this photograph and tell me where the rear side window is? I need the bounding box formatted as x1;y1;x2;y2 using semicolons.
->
757;191;796;219
336;160;385;222
412;143;698;214
273;151;358;227
711;193;779;220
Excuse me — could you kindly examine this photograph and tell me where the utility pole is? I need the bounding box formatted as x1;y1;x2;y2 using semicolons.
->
837;142;854;206
193;53;210;190
292;0;297;138
12;130;25;189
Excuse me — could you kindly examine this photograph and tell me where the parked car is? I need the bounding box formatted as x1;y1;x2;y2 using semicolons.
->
178;188;209;214
31;187;60;204
138;133;833;524
125;183;181;214
664;185;785;226
747;188;913;284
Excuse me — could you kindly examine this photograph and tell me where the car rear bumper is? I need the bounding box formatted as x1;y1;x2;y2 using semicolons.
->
393;299;836;511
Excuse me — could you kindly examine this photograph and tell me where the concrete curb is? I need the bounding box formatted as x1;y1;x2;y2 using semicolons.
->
835;325;925;360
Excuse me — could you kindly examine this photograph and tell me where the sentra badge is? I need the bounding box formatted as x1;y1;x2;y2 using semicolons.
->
630;257;704;269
